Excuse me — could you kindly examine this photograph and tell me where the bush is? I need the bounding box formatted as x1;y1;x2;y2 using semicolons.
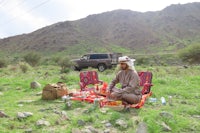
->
8;65;18;72
24;52;41;67
58;57;74;73
178;44;200;64
52;56;61;64
0;59;7;68
19;62;31;73
136;57;149;65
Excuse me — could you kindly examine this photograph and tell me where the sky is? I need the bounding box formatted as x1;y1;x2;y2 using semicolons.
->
0;0;199;38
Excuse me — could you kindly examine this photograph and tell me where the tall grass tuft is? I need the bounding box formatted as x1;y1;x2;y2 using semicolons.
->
19;62;31;73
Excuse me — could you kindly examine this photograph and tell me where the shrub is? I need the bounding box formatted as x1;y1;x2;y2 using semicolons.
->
0;59;7;68
40;57;51;65
61;68;71;73
41;56;61;65
103;68;115;75
136;57;149;65
19;62;31;73
8;65;18;72
58;57;74;73
52;56;61;64
24;52;41;67
178;43;200;64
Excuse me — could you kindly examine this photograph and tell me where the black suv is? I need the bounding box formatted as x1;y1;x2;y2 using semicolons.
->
72;53;122;72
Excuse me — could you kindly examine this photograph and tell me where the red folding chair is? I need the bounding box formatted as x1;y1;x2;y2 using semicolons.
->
126;71;153;108
138;71;153;95
79;71;103;91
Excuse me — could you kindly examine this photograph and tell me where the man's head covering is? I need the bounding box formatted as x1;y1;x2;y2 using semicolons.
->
118;56;136;70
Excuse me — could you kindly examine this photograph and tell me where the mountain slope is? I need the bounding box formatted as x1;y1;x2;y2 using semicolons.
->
0;2;200;55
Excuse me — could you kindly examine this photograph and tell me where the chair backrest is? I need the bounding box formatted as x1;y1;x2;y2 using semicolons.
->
138;71;153;94
80;71;99;88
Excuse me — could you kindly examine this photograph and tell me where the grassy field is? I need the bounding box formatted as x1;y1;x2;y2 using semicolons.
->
0;65;200;133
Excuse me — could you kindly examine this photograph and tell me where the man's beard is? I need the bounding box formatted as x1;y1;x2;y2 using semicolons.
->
121;65;129;70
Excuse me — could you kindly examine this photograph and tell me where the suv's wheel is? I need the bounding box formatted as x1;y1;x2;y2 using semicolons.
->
72;66;81;71
98;64;106;72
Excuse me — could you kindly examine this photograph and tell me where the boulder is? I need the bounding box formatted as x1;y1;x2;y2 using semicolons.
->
192;115;200;119
85;126;98;133
18;100;34;104
30;81;41;89
81;128;92;133
99;108;108;114
36;91;42;96
17;112;33;119
72;128;82;133
24;128;33;133
36;119;50;126
161;122;172;132
77;120;85;126
18;104;24;107
103;129;110;133
159;111;173;119
0;111;9;118
136;122;148;133
23;112;33;117
115;119;127;128
105;122;112;128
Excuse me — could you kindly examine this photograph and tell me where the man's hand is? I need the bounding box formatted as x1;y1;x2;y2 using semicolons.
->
106;89;111;98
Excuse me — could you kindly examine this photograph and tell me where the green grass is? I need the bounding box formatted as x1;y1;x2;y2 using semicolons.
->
0;65;200;132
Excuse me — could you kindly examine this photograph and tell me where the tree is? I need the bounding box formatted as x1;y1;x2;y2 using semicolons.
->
58;57;74;73
178;44;200;64
24;52;41;67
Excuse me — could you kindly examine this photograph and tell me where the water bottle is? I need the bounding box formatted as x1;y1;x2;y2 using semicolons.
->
149;98;157;103
161;97;166;105
168;96;172;106
65;95;72;109
94;98;99;107
66;101;71;108
62;95;67;102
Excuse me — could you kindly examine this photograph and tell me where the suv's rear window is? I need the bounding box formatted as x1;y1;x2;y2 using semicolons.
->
90;54;108;59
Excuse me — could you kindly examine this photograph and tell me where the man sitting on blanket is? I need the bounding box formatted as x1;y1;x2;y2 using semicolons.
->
107;56;142;104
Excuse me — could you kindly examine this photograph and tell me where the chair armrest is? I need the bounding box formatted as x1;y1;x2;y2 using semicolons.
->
79;82;85;90
141;83;153;95
98;80;103;85
144;83;153;87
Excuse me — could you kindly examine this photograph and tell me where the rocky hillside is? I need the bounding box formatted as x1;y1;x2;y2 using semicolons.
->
0;2;200;55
